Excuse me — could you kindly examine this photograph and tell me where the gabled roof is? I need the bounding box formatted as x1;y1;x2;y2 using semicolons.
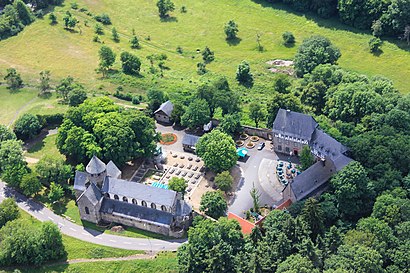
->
100;198;173;226
154;100;174;117
102;177;177;207
78;182;102;206
86;155;106;175
73;170;88;192
228;212;255;235
310;129;348;159
291;159;336;201
182;134;200;147
106;160;121;178
272;109;318;140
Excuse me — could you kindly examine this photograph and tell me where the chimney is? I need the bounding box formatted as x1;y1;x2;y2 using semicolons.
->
321;158;326;167
286;109;291;114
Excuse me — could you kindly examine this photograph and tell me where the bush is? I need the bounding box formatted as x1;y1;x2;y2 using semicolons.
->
36;113;64;128
94;13;111;25
369;37;382;53
13;113;42;140
131;96;140;105
282;31;295;45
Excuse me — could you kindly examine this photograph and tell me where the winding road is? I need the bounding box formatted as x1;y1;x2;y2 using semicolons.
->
0;181;185;251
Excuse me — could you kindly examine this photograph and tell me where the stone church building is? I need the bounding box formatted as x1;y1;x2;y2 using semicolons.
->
74;156;192;238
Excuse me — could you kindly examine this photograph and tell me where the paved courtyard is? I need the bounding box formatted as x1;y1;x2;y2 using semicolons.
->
154;122;289;218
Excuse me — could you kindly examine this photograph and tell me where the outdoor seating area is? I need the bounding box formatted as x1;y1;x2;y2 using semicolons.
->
276;160;301;185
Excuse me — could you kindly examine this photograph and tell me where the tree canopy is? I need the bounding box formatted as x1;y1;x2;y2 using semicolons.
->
56;97;158;165
294;35;341;77
200;191;227;219
196;129;237;173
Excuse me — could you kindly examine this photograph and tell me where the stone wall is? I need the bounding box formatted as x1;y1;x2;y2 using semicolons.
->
242;125;273;140
100;212;185;238
78;197;101;223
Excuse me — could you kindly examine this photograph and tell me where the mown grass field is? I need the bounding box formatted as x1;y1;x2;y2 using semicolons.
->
0;0;409;98
0;86;68;126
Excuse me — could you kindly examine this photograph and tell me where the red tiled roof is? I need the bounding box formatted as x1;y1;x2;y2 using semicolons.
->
228;212;255;235
276;199;292;210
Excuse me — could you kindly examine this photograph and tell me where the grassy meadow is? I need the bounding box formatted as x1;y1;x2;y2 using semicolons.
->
0;0;409;98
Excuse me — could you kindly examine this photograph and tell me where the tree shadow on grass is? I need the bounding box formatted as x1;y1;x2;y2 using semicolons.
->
160;16;178;23
226;37;242;46
371;49;384;57
284;42;296;48
38;92;52;99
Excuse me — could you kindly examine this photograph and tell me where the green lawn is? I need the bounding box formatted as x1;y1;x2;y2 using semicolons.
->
26;134;64;160
0;86;68;126
0;0;409;97
6;252;178;273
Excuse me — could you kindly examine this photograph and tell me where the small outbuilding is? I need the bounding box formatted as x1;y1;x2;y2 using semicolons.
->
154;101;174;124
182;134;200;153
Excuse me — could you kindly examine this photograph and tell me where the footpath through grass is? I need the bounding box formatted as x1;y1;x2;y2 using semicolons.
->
0;0;409;94
5;252;178;273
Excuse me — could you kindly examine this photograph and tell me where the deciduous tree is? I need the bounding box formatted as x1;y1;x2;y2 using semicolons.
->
98;45;116;77
199;190;227;219
224;20;238;40
168;177;187;195
13;113;41;141
120;51;141;75
20;172;42;196
214;171;233;192
196;129;237;173
294;36;341;77
181;99;210;129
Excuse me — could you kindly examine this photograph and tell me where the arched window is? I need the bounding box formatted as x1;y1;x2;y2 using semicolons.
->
141;200;147;207
151;203;156;209
85;207;90;214
161;205;167;212
123;196;128;202
114;194;119;200
105;193;110;198
132;199;137;205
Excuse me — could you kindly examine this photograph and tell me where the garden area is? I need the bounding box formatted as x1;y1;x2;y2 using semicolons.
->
160;133;177;145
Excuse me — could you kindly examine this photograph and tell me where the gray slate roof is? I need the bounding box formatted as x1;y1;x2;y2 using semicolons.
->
272;109;318;140
291;159;336;201
107;160;121;178
73;170;88;192
332;154;353;172
182;134;200;147
311;129;348;159
79;182;102;206
154;100;174;117
102;177;177;207
86;155;106;175
100;198;173;226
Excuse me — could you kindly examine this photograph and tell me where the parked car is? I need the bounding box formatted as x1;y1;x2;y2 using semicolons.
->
257;142;265;150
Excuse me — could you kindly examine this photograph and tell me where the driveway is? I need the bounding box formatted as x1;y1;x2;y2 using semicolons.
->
0;181;184;251
228;141;279;218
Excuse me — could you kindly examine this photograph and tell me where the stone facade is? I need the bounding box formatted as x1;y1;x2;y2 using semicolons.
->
154;100;173;124
74;156;192;238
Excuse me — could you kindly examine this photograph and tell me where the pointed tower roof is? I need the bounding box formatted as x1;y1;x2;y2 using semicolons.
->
106;160;121;178
86;155;106;175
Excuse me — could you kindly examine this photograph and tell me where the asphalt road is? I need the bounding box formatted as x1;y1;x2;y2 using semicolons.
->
228;142;277;218
0;181;185;251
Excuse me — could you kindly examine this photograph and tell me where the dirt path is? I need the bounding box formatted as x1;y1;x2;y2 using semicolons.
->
52;252;157;266
24;156;40;164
